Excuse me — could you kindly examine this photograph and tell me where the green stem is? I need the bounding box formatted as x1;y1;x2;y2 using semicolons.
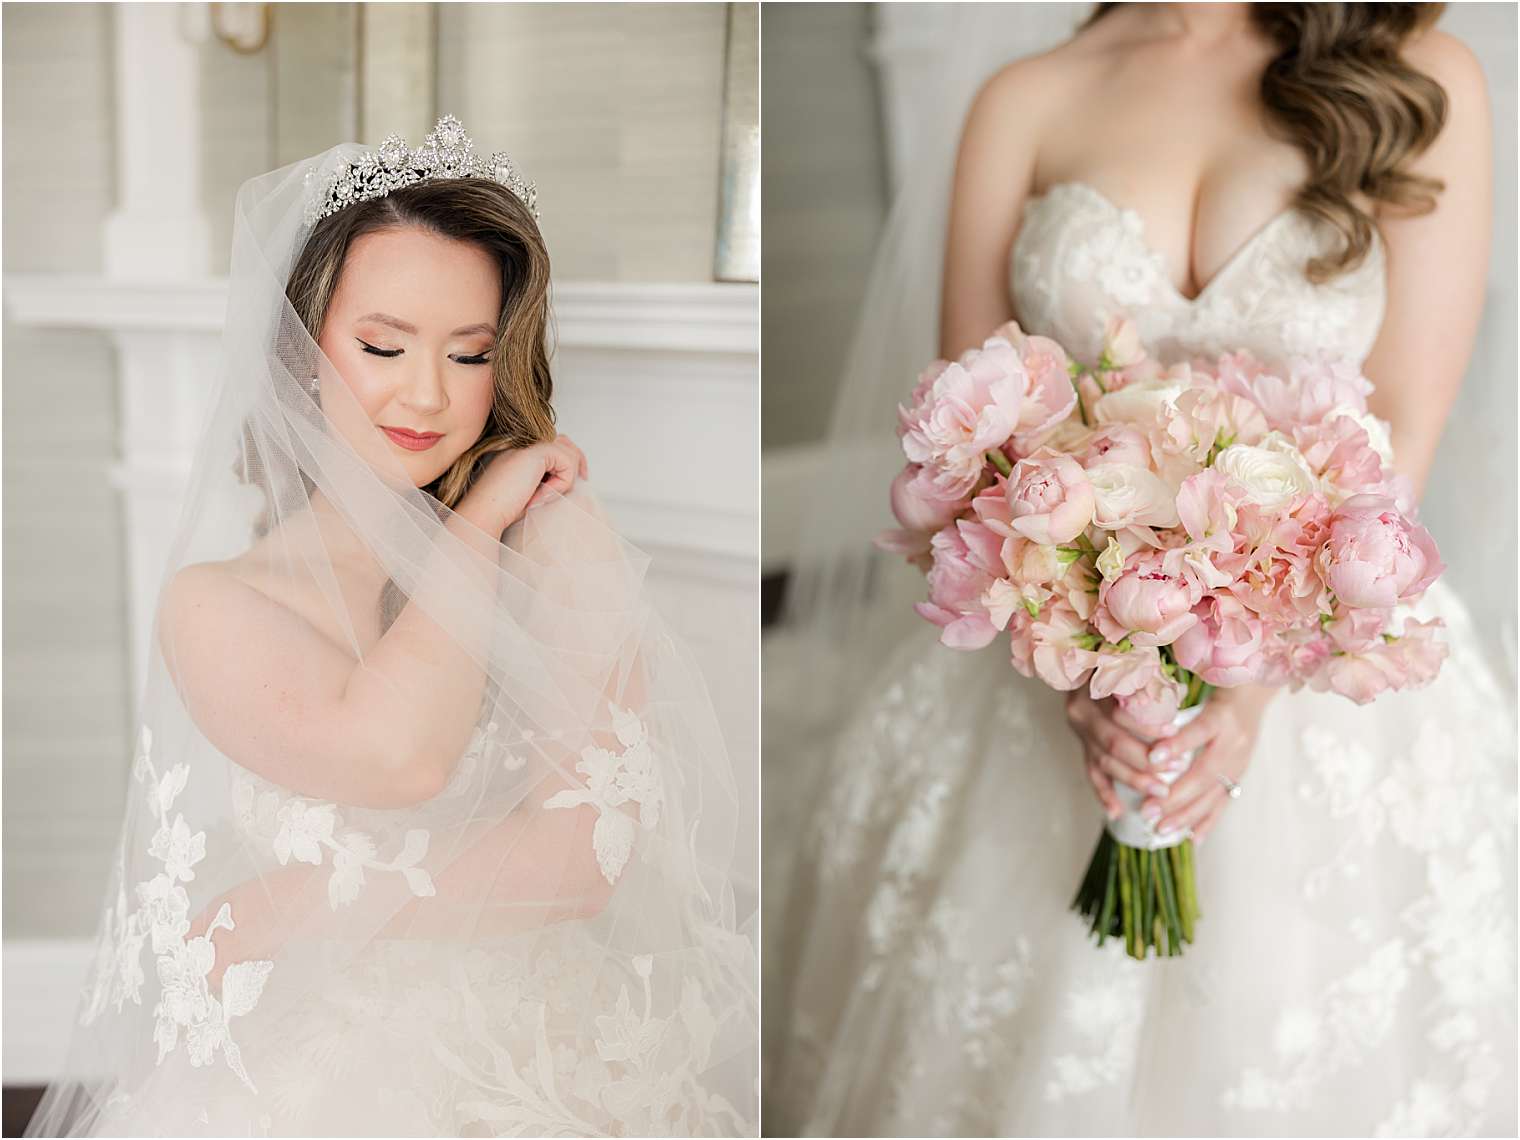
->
986;449;1013;478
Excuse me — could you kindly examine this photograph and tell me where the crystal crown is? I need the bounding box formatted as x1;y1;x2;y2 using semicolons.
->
303;114;538;226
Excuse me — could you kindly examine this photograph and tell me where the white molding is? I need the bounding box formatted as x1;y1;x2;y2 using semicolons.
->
3;940;95;1086
2;277;759;357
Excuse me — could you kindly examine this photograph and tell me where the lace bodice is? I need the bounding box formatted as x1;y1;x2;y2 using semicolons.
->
1010;181;1387;370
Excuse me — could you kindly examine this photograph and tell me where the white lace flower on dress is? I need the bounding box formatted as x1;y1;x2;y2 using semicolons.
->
544;703;664;884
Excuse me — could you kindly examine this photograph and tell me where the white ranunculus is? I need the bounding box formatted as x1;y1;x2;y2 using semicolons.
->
1213;435;1316;509
1086;463;1180;529
1094;380;1186;430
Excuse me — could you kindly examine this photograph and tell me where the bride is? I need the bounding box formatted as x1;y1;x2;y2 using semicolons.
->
765;4;1515;1136
28;116;757;1137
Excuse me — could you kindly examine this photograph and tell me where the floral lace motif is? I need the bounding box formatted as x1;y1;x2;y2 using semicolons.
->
81;727;275;1094
1011;181;1386;371
232;773;435;910
544;703;663;884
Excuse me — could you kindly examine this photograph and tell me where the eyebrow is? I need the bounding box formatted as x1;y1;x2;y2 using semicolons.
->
356;312;495;338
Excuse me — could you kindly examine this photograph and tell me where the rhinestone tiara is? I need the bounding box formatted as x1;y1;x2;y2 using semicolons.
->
302;114;539;226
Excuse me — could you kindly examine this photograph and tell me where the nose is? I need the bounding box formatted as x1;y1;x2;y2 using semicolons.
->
397;353;449;415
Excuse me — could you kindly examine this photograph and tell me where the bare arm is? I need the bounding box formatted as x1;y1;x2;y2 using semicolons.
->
939;58;1055;359
158;437;587;810
1363;29;1493;503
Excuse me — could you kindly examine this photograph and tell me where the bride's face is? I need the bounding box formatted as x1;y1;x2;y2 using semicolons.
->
316;226;502;487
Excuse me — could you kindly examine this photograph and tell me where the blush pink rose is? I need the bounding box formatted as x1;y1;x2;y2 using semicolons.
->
1172;594;1266;687
1292;416;1384;502
915;520;1007;649
988;321;1080;454
1094;551;1200;647
1318;495;1443;609
1005;450;1095;545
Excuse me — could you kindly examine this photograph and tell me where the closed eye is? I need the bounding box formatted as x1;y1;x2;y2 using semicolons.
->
452;352;492;366
357;340;491;366
357;339;402;358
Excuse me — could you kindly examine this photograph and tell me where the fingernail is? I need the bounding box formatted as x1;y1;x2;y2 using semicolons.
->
1140;803;1161;823
1156;823;1179;839
1148;782;1169;797
1149;746;1170;765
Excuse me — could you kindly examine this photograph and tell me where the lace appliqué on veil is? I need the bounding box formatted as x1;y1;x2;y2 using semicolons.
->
81;727;275;1094
544;703;664;885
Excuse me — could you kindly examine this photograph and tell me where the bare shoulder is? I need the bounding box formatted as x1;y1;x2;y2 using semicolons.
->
1404;26;1489;112
967;28;1108;130
157;561;264;649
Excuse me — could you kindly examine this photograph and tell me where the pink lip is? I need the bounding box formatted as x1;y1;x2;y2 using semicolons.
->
380;425;444;451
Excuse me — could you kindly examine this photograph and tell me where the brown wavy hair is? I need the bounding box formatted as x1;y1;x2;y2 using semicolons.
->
285;177;557;504
1085;3;1449;282
248;177;556;630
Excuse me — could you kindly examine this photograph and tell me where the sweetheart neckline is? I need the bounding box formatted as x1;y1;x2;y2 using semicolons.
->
1019;180;1379;308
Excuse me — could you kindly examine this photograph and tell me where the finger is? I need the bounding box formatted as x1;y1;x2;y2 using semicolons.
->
1093;748;1170;798
1156;784;1226;838
1144;709;1217;765
1084;759;1124;821
1092;716;1153;772
1109;703;1160;741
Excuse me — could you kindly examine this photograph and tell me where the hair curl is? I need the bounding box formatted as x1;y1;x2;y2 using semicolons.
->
1086;2;1448;282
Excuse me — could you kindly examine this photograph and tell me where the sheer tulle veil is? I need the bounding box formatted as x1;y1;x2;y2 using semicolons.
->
774;6;1086;727
28;129;758;1136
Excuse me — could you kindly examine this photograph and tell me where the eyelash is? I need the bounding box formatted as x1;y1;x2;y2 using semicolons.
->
357;339;492;366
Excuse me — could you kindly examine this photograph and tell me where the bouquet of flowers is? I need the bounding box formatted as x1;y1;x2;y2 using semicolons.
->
878;317;1447;959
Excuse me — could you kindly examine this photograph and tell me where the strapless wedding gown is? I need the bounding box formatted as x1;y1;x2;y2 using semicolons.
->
84;711;757;1138
764;182;1517;1137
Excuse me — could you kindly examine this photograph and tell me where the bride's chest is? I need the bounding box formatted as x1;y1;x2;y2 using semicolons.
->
1009;181;1388;370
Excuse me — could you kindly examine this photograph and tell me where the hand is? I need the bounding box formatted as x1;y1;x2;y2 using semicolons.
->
459;434;589;531
1139;685;1276;845
1064;688;1175;820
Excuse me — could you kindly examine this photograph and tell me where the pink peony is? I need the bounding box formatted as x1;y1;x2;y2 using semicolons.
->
889;465;965;532
899;351;1027;497
1318;495;1443;609
1172;594;1266;687
1094;550;1200;648
1005;450;1095;545
914;520;1006;649
988;322;1079;453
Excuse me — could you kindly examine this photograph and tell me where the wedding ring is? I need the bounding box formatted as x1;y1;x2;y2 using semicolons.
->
1217;774;1243;799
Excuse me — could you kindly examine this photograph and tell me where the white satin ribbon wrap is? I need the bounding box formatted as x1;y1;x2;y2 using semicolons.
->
1105;701;1207;850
